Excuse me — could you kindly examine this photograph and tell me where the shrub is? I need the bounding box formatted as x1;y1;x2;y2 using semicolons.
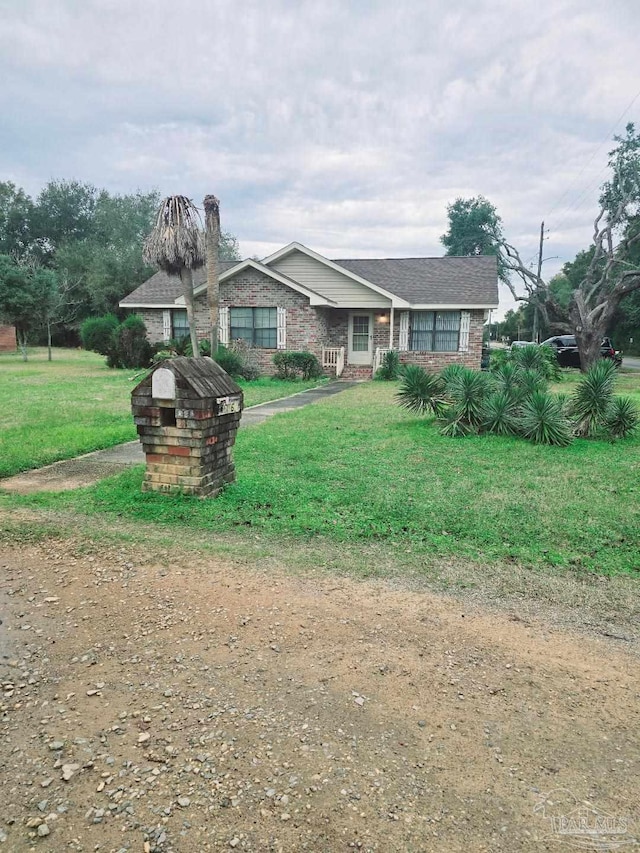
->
228;339;261;380
604;396;640;440
446;367;494;430
518;391;572;446
569;359;618;437
375;350;401;380
273;351;322;380
214;345;244;377
481;391;519;436
109;314;152;369
80;314;120;355
396;366;447;417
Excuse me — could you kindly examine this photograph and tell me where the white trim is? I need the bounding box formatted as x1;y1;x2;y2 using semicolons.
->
119;302;182;309
409;303;498;310
277;307;286;349
162;309;171;343
459;310;470;352
192;258;335;306
399;311;409;351
261;242;410;307
389;305;394;349
219;306;229;346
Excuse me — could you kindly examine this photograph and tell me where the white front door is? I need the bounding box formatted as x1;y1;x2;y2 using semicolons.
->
348;312;373;365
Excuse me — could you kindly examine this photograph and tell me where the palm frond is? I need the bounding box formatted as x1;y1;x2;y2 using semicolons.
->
143;195;206;275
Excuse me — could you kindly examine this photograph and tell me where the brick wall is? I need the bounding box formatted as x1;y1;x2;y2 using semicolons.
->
0;326;16;352
138;310;165;345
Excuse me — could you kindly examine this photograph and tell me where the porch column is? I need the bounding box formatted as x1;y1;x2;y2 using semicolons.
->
389;305;394;349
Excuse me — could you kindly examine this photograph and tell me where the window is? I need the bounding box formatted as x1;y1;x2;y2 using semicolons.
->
171;309;189;341
409;311;460;352
230;307;277;348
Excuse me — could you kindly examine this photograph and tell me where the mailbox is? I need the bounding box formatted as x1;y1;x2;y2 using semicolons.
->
131;357;244;497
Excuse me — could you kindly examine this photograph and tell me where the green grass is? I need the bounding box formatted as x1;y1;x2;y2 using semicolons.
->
5;378;640;577
0;348;327;477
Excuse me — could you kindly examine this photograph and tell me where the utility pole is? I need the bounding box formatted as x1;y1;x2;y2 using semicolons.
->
532;221;544;343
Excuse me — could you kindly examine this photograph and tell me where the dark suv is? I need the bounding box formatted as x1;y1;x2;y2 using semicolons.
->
540;335;622;368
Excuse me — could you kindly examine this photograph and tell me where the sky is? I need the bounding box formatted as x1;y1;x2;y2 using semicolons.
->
1;0;639;317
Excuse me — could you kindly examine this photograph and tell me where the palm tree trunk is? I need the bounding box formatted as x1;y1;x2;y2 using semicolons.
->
180;267;200;358
204;194;220;357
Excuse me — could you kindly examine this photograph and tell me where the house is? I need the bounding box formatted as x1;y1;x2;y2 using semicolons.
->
119;242;498;377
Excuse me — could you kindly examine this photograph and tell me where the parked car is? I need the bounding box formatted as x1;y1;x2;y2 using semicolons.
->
510;340;535;349
540;335;622;368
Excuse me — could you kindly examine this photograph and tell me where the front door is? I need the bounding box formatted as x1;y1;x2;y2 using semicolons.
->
348;312;373;365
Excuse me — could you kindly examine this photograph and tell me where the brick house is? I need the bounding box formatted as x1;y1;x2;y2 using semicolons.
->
120;242;498;377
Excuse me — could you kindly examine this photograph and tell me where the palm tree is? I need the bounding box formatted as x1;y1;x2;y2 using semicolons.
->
143;196;205;357
203;194;220;355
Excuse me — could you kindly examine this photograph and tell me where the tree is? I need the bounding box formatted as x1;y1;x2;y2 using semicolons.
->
445;127;640;370
143;196;205;357
204;194;221;355
0;255;57;360
219;230;241;261
441;196;509;284
0;182;35;259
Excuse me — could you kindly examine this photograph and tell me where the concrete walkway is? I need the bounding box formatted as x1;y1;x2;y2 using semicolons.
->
0;380;359;495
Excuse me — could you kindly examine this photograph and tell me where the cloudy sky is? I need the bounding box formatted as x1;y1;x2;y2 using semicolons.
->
1;0;638;315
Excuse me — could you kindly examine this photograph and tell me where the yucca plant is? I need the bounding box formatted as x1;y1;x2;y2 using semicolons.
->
440;363;466;390
604;396;640;439
492;361;525;403
519;391;572;446
512;344;544;373
569;359;617;437
396;365;447;417
446;368;494;429
482;391;519;436
539;344;562;381
518;367;548;397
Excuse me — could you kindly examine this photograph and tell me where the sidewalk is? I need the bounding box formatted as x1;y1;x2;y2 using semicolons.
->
0;380;359;495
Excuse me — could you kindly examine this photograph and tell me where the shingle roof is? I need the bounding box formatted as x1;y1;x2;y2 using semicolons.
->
332;255;498;305
120;261;240;306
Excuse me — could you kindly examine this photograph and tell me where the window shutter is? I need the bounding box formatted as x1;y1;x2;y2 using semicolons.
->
219;306;229;345
399;311;409;351
277;307;286;350
162;309;171;343
458;310;470;352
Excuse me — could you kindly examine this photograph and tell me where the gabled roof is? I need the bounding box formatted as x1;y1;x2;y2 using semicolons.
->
333;256;498;307
262;242;410;307
120;261;240;308
191;258;336;306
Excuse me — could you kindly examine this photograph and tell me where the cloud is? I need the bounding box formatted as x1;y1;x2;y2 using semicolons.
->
0;0;638;316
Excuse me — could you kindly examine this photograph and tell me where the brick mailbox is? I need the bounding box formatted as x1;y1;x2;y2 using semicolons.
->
131;357;243;497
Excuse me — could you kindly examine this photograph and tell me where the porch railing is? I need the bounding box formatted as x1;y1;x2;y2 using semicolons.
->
322;346;345;377
373;347;391;375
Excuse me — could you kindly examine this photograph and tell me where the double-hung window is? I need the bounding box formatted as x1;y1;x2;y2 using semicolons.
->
230;307;277;348
409;311;460;352
171;309;190;341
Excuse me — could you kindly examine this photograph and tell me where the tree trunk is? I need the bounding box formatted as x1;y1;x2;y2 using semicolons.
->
180;267;200;358
17;328;28;362
569;299;603;372
204;194;220;357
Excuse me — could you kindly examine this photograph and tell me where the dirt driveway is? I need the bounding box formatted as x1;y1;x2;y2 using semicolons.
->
0;538;638;852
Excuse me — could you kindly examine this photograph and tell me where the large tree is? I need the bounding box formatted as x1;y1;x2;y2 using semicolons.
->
204;194;221;355
0;255;57;360
441;196;509;284
443;125;640;370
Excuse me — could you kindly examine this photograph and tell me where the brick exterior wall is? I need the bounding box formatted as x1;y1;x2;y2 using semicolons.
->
0;326;16;352
134;280;486;375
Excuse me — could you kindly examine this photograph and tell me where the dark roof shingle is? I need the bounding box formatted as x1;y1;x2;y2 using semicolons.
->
120;261;239;306
332;255;498;305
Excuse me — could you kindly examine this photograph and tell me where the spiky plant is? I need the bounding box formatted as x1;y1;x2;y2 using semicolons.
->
482;392;519;436
440;363;465;390
518;391;572;446
492;361;524;403
396;365;447;417
518;367;547;397
144;196;205;358
446;368;494;428
439;407;474;438
512;344;543;373
569;359;617;437
538;344;562;380
604;396;640;439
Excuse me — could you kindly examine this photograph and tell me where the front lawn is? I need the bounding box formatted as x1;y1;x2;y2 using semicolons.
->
0;348;327;477
6;379;640;576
